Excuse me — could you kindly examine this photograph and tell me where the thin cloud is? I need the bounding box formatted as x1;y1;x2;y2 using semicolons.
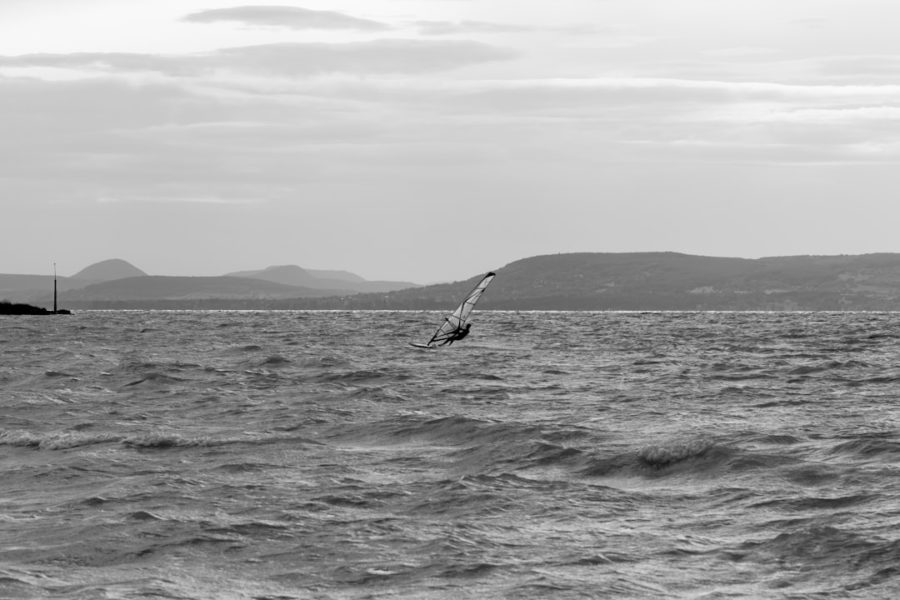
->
789;17;829;29
416;19;601;37
216;40;516;76
96;195;264;205
183;5;390;32
0;40;516;77
0;52;189;76
817;55;900;80
4;62;899;214
416;20;539;36
717;105;900;125
435;77;900;110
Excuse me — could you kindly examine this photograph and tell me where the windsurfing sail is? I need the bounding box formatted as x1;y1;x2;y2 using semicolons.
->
413;271;496;348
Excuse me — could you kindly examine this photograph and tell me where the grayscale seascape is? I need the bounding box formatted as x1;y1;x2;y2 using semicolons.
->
3;310;900;599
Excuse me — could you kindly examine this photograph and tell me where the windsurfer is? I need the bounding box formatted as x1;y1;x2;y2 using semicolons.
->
411;271;495;349
440;323;472;346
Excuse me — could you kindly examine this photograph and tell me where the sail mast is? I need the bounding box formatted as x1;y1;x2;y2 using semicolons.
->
53;262;58;314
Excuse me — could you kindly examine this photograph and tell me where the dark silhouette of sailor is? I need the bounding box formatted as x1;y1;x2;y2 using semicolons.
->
440;323;472;346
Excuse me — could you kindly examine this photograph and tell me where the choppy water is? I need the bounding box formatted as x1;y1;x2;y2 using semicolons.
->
2;310;900;599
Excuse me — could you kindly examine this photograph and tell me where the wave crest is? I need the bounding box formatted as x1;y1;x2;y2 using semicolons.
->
0;429;122;450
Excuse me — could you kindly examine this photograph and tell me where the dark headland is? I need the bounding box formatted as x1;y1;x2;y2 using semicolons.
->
0;301;70;315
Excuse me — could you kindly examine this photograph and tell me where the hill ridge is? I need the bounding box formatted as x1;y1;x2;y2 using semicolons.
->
72;259;147;282
285;251;900;311
9;252;900;310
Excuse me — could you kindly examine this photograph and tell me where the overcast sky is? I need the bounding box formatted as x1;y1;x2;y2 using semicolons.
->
3;0;900;282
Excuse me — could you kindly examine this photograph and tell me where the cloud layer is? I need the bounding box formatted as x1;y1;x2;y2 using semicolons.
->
4;2;900;280
0;40;515;77
183;6;390;31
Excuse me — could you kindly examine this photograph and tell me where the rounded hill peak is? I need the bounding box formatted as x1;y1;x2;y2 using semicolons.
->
72;259;147;282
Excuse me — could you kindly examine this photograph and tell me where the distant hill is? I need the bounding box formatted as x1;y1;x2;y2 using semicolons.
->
227;265;320;287
64;276;345;303
0;274;83;304
226;265;419;293
72;259;147;282
0;275;53;304
1;259;419;307
306;269;365;283
277;252;900;311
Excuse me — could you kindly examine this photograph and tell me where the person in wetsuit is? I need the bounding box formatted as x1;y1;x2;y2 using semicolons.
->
440;322;472;346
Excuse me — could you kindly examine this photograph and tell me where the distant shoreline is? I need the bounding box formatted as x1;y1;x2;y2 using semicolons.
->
9;252;900;311
45;305;900;313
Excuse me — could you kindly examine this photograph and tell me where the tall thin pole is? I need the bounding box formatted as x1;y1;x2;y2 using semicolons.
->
53;262;58;314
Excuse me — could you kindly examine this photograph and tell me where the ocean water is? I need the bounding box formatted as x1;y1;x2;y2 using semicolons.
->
2;310;900;599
